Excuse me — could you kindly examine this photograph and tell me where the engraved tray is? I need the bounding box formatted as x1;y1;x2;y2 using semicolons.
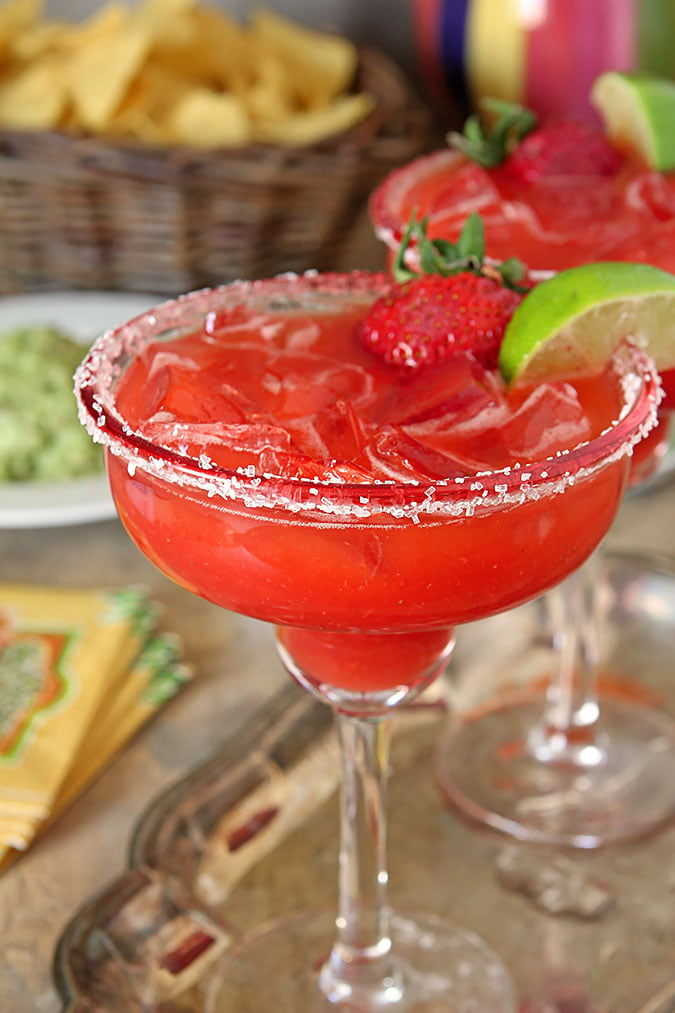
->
53;552;675;1012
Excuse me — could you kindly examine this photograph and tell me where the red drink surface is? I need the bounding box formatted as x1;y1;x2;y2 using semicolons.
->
115;295;620;482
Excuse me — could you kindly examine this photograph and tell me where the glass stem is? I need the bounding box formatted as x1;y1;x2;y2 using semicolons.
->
530;555;608;766
320;712;403;1006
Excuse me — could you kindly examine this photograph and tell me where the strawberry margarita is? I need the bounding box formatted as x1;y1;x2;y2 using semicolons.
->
371;128;675;275
369;107;675;847
76;272;658;698
75;269;659;1010
371;111;675;451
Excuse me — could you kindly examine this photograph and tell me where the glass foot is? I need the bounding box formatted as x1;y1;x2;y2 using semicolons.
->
436;694;675;849
205;909;516;1012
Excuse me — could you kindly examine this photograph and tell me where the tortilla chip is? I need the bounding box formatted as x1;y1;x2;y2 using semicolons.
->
251;8;358;107
66;21;152;131
0;2;372;147
10;19;68;61
134;0;197;50
242;50;298;123
64;2;130;49
0;0;40;48
0;57;67;129
254;92;375;146
149;6;254;92
162;88;252;147
105;61;191;142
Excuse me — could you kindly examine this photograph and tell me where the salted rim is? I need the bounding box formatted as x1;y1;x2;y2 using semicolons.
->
369;147;467;249
74;271;661;521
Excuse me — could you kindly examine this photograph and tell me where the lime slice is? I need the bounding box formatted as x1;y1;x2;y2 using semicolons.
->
498;261;675;384
591;70;675;170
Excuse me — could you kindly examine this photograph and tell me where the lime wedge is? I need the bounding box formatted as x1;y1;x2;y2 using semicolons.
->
591;70;675;170
498;261;675;384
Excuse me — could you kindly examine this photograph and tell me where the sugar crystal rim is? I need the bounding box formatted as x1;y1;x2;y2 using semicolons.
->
369;147;466;249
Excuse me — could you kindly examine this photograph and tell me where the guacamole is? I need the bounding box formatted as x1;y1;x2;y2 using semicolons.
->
0;324;102;482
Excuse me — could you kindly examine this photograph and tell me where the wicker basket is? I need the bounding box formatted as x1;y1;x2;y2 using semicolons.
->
0;48;432;296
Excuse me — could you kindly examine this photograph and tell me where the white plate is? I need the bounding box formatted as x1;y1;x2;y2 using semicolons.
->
0;290;165;529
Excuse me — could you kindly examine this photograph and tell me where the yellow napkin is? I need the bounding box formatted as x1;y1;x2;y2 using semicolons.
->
0;585;191;866
54;631;189;814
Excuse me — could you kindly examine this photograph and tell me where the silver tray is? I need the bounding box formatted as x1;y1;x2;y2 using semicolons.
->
53;551;675;1012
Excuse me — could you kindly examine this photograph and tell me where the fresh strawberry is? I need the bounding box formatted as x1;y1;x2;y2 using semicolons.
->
448;99;620;180
359;272;522;369
358;212;529;369
502;120;621;182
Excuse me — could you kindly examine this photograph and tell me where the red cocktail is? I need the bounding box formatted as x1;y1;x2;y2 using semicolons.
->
75;272;658;1009
371;130;675;460
372;123;675;847
371;146;675;273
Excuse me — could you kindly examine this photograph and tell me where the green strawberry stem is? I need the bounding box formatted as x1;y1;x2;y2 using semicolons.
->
447;97;538;167
393;212;529;293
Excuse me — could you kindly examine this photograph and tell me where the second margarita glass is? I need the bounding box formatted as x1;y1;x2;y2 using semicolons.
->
371;139;675;848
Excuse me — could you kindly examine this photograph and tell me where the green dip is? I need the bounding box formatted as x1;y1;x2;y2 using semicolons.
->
0;324;102;482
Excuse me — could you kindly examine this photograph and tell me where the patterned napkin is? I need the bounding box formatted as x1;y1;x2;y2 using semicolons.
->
0;584;191;867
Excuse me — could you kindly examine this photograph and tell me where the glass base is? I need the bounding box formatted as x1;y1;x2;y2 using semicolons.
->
205;909;516;1012
436;694;675;849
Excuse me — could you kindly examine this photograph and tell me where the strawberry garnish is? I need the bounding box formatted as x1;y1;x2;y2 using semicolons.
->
448;98;621;180
447;98;537;168
360;273;522;370
502;120;621;182
358;214;528;370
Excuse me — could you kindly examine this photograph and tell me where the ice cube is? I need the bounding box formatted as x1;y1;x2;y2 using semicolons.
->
604;218;675;273
500;382;591;462
203;305;290;345
288;398;368;462
134;340;275;423
398;369;514;472
258;446;372;482
119;347;200;422
380;356;496;426
205;304;334;356
625;171;675;222
264;351;373;420
365;425;476;482
427;161;503;222
514;176;647;258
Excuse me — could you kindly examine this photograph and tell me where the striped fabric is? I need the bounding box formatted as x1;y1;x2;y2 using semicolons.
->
411;0;675;122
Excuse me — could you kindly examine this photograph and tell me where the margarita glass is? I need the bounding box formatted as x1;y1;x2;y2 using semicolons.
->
75;272;658;1010
371;143;675;848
